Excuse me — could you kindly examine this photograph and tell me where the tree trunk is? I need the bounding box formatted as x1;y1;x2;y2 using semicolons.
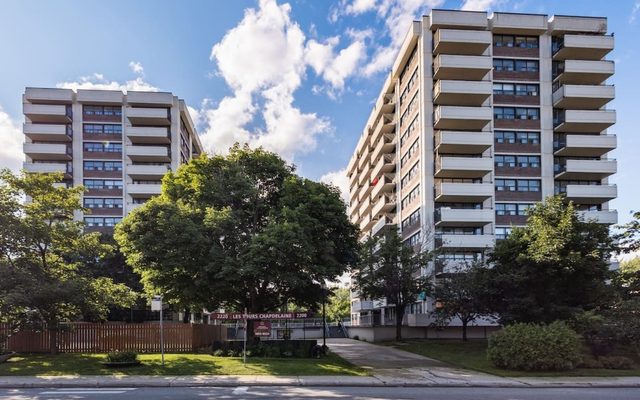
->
395;304;403;341
462;320;468;342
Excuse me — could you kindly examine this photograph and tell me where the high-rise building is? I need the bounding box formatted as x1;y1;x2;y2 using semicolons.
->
347;10;616;329
22;87;203;232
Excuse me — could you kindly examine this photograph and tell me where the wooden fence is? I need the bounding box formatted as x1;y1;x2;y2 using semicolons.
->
0;323;226;353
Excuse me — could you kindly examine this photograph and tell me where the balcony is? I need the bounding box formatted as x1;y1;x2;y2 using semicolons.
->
435;130;492;154
127;183;162;197
371;216;395;237
435;182;493;202
371;133;396;163
489;12;548;34
433;54;492;80
23;104;72;123
561;184;617;203
554;159;617;180
25;87;73;104
435;156;492;178
126;145;170;162
23;162;72;178
554;60;614;85
433;80;491;106
552;84;614;109
357;196;371;218
371;194;396;217
359;213;375;232
127;202;145;213
23;123;72;142
434;106;492;130
127;164;170;180
430;10;488;30
357;161;371;186
554;110;616;133
433;29;492;55
371;154;395;178
127;107;171;126
435;208;493;227
549;16;608;35
23;143;72;161
370;173;395;199
126;91;174;106
578;210;618;225
553;34;614;61
554;134;616;157
126;126;171;144
435;234;494;249
371;113;395;144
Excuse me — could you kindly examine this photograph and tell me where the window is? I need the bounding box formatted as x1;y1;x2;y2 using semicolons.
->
515;84;539;96
493;83;515;95
494;35;538;48
496;227;513;240
495;107;539;120
401;186;420;209
83;105;122;116
400;69;419;105
495;179;516;191
439;252;481;261
437;202;482;210
405;231;421;247
400;116;419;147
554;180;600;194
83;124;122;135
83;198;124;209
401;210;420;230
400;93;418;127
495;155;516;167
516;132;540;144
515;60;539;72
401;162;419;188
516;156;540;168
517;179;540;192
496;203;517;216
496;203;534;216
437;227;482;235
495;131;516;144
83;142;122;153
400;140;419;167
493;58;515;71
83;161;122;171
83;179;123;189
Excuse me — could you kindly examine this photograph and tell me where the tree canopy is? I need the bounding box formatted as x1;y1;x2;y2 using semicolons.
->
485;195;615;324
115;145;358;314
325;287;351;322
0;170;137;353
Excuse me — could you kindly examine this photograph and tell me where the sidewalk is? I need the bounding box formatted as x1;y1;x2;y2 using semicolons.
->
0;339;639;388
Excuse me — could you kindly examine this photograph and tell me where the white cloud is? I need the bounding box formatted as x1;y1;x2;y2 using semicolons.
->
320;168;349;203
631;1;640;24
0;107;24;173
129;61;145;75
460;0;502;11
56;62;158;92
197;0;344;160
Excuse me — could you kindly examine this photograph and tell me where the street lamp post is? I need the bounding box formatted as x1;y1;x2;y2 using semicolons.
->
321;282;327;349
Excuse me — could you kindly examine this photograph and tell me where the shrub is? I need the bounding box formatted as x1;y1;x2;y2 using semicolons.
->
105;351;138;363
488;322;582;371
352;335;359;341
226;349;238;357
599;356;635;370
212;349;226;357
578;357;603;369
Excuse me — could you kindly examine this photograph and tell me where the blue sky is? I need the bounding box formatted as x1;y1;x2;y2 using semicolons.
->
0;0;639;223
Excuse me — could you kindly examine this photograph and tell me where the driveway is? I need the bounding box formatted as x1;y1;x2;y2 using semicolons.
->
326;338;513;385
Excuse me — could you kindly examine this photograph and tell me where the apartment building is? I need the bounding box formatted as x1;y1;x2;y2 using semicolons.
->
22;87;203;232
347;10;617;329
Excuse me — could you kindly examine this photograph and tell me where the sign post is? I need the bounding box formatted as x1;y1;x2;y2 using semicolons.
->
243;308;247;365
151;295;164;367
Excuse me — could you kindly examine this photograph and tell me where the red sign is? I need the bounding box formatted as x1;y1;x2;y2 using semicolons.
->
210;312;310;320
253;321;272;337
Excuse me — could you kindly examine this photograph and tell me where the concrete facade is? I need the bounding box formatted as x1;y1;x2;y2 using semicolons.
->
22;87;203;233
347;10;616;328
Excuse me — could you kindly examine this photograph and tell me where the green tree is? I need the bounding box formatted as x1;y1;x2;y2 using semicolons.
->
325;287;351;322
354;228;432;341
616;211;640;253
115;145;358;318
430;261;493;341
613;257;640;300
485;195;615;324
0;170;137;353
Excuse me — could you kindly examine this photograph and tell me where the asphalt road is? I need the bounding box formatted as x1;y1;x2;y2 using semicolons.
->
0;386;639;400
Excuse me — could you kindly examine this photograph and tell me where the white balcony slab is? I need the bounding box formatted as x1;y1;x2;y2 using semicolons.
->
23;123;72;142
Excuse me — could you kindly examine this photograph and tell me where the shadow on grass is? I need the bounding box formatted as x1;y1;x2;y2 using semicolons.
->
0;352;367;376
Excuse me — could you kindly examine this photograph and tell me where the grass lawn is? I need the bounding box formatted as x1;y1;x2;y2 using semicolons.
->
383;340;640;377
0;352;368;376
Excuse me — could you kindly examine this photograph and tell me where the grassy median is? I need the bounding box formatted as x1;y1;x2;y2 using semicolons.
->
0;352;368;376
384;340;640;377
